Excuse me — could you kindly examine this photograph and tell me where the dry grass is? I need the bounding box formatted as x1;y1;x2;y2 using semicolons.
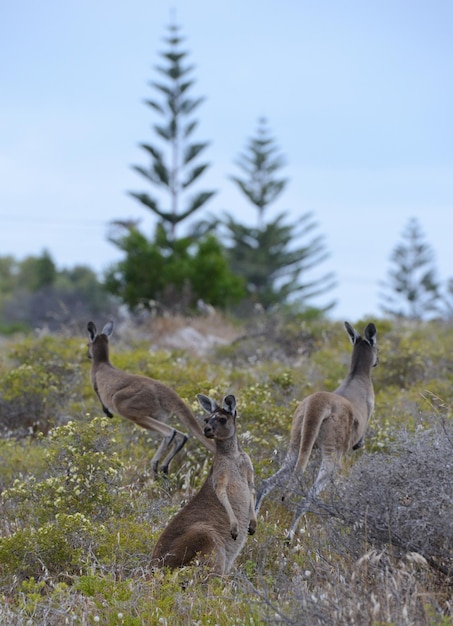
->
117;312;243;356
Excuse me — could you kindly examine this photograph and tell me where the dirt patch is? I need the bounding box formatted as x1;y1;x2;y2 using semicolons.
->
118;313;242;356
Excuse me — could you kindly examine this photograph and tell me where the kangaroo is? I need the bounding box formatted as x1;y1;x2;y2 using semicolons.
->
151;394;257;575
87;321;216;475
255;321;378;542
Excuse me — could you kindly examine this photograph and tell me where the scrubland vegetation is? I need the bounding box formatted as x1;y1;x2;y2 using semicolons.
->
0;312;452;625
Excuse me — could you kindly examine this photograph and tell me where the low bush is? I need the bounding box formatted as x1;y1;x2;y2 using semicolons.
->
321;420;453;578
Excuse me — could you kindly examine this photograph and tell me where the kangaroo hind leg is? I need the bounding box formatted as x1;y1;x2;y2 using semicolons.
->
285;456;339;543
150;430;175;477
132;414;186;477
162;527;217;569
255;450;298;513
160;431;188;475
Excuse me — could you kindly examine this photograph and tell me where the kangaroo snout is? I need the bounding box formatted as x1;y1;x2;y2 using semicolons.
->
204;425;215;438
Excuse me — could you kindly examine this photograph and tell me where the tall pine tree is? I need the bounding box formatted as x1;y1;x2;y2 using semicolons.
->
128;20;215;241
379;217;441;319
106;20;244;313
224;118;336;311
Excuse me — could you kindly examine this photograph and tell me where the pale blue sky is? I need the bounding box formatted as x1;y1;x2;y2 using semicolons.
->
1;0;452;320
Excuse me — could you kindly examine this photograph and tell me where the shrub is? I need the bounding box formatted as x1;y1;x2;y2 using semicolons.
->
0;336;84;436
0;418;128;588
2;418;125;526
0;512;106;581
321;421;453;577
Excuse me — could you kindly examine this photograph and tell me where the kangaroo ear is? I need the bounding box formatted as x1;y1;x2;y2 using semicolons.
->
197;394;217;414
101;321;114;337
364;323;377;346
87;321;97;341
344;321;360;345
223;395;236;415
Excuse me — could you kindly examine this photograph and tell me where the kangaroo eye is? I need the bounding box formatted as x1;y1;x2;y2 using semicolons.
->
219;417;227;425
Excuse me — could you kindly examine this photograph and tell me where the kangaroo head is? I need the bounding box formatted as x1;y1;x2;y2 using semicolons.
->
197;394;237;441
344;321;378;368
87;320;114;360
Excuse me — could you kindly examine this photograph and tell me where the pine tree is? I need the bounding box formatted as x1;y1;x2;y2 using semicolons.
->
440;278;453;320
379;217;441;319
128;20;215;241
224;118;336;310
230;117;287;231
106;21;244;312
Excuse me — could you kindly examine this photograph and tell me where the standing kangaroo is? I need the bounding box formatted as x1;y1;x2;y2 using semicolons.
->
255;321;378;542
87;321;215;475
151;394;257;575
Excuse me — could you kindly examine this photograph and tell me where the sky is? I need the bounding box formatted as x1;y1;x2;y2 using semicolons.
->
1;0;453;321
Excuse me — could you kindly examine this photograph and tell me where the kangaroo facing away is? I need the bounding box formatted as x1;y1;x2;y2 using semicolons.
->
151;394;257;575
87;321;216;475
255;321;378;542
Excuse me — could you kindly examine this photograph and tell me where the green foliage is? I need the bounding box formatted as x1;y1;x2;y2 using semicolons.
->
223;118;336;311
238;381;294;479
439;277;453;320
2;418;125;525
94;518;158;573
7;334;84;369
214;309;331;366
0;255;16;295
189;234;246;306
0;251;113;333
0;335;85;435
127;21;215;241
230;117;288;226
103;344;214;393
0;512;105;580
16;578;48;616
105;225;245;312
366;417;395;452
76;574;132;603
379;217;441;319
18;249;57;291
0;418;129;585
0;438;47;492
45;419;124;515
375;336;428;388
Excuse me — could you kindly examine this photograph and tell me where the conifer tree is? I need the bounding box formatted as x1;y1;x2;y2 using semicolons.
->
128;21;215;241
106;21;244;312
224;118;336;310
379;217;441;319
440;278;453;320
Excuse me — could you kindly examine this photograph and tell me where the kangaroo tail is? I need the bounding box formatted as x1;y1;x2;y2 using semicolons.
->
295;397;331;475
282;396;331;499
177;401;216;454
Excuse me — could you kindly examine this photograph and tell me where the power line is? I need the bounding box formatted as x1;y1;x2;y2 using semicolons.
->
0;215;111;226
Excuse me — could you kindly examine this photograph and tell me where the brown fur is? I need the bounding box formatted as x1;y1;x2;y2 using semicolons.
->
87;321;215;475
255;321;378;541
151;394;256;575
